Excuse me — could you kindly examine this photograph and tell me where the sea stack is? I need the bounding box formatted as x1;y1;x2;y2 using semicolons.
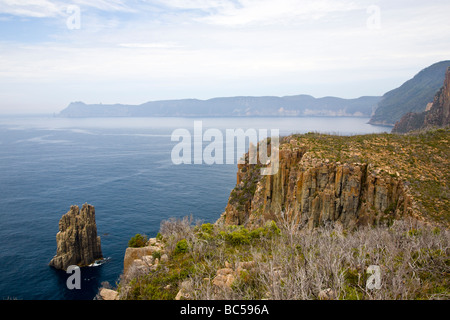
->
49;203;103;270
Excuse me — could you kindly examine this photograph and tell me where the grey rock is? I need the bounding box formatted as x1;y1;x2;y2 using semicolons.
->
49;203;102;270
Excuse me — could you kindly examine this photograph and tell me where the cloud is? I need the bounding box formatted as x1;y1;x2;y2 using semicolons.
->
160;0;361;26
157;0;235;10
0;0;62;18
1;0;450;114
118;42;183;49
71;0;133;12
0;0;132;18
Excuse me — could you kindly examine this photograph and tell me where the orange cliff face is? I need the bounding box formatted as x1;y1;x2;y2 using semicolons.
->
444;67;450;120
445;66;450;109
424;66;450;127
217;139;413;230
439;66;449;123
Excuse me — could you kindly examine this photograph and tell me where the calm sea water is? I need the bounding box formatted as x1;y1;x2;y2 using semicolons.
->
0;116;388;300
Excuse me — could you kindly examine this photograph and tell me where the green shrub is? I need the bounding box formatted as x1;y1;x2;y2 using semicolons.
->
225;228;250;246
156;232;163;241
407;228;422;237
249;227;266;239
196;223;215;241
128;234;148;248
201;223;214;233
432;227;441;235
265;220;281;236
174;239;189;254
218;231;228;239
152;251;162;260
247;221;280;240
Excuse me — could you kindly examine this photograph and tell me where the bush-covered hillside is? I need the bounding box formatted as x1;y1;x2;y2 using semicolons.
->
369;60;450;126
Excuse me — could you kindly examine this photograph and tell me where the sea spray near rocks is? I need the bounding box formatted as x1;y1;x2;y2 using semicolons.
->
49;203;103;270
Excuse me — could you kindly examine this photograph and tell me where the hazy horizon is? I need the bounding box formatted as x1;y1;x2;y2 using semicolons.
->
1;0;449;114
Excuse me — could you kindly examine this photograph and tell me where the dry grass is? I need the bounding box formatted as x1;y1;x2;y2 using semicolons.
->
118;216;449;300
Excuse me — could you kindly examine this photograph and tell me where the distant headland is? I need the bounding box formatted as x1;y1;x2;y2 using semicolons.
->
58;95;381;118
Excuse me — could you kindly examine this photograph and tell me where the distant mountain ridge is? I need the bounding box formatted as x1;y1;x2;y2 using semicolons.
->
59;61;450;121
369;60;450;126
59;95;381;118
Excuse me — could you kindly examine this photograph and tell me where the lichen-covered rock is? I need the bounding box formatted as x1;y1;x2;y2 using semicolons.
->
124;247;159;275
99;288;119;300
123;237;165;277
49;203;102;270
212;274;235;289
211;261;255;291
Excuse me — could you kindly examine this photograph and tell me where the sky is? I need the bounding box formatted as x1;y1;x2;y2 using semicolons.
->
0;0;449;114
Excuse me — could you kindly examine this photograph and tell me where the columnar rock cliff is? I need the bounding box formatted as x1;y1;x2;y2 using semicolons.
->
49;204;103;270
218;142;413;229
393;67;450;133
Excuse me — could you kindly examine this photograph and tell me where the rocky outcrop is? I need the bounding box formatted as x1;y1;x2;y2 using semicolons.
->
49;204;103;270
212;261;255;290
424;67;450;127
391;112;426;134
218;142;413;230
393;67;450;133
370;60;450;126
175;261;256;300
99;288;119;300
118;237;166;299
122;237;165;278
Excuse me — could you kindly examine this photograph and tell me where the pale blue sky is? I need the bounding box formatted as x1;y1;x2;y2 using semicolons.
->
0;0;449;114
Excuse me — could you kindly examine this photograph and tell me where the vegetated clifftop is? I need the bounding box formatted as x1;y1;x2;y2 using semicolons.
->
218;129;450;229
393;67;450;133
49;204;103;270
112;130;449;301
369;60;450;126
58;95;380;118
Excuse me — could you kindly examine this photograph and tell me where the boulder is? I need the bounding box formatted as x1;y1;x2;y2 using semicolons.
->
212;274;235;289
99;288;119;300
123;246;160;275
318;288;336;300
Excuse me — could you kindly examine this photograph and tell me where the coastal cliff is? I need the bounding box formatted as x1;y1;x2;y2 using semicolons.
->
369;60;450;126
393;67;450;133
113;129;449;300
49;204;103;270
424;70;450;128
219;141;411;229
218;129;449;229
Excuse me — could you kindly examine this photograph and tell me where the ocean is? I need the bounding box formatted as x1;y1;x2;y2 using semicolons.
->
0;116;388;300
